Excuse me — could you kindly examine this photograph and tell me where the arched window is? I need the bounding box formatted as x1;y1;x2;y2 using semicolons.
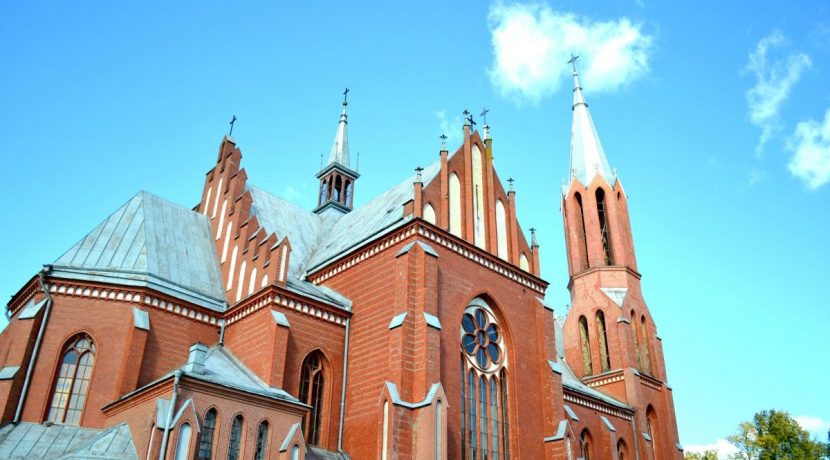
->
198;408;217;460
344;180;353;206
574;192;589;271
647;406;660;460
299;352;325;445
578;316;593;376
435;399;442;460
254;421;269;460
449;173;462;237
174;423;192;460
596;311;610;372
595;188;613;265
319;179;329;204
519;253;529;272
631;309;642;370
471;145;486;249
381;400;389;460
495;199;508;260
566;436;573;460
333;176;342;202
640;315;652;374
580;429;593;460
423;203;436;225
227;415;244;460
460;299;509;459
617;439;629;460
291;445;300;460
47;333;96;425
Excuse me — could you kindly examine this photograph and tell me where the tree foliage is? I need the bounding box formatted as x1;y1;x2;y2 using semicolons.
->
685;450;719;460
726;410;827;460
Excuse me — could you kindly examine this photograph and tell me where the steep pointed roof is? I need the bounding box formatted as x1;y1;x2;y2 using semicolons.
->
569;69;615;187
327;99;350;167
52;191;226;311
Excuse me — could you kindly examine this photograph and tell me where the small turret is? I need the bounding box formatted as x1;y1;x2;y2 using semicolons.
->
315;88;360;215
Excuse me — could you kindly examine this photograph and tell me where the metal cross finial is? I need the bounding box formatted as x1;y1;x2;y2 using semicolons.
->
480;107;490;125
568;54;580;73
229;115;237;136
440;133;447;149
507;177;515;192
463;109;476;128
415;166;424;182
343;87;350;104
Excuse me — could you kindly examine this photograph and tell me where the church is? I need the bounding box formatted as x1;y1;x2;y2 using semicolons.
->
0;66;682;459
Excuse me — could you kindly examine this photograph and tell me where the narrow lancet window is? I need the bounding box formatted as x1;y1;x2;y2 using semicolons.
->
299;352;325;445
574;192;589;270
596;311;610;372
198;409;217;460
640;316;653;375
596;188;613;265
578;316;593;376
47;333;95;425
449;173;462;237
227;415;243;460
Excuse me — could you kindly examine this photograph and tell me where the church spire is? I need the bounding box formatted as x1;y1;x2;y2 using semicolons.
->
328;88;350;168
314;88;360;215
568;55;614;187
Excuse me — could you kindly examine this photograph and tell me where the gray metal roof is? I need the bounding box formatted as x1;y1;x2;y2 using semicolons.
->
0;422;138;459
569;70;616;187
52;191;226;311
327;101;351;168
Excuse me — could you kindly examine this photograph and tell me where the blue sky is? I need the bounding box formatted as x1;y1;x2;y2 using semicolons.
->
1;1;828;454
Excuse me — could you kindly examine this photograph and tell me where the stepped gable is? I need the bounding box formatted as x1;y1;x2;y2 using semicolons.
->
52;191;226;311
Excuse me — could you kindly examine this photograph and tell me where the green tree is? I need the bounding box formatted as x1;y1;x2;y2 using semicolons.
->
685;450;718;460
726;410;827;460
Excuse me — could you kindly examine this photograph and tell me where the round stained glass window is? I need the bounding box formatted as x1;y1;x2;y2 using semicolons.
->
461;304;504;373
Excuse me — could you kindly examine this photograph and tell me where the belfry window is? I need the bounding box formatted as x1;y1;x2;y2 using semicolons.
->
333;176;342;203
640;316;653;375
595;188;613;265
46;333;96;425
460;299;509;460
344;180;353;206
596;311;610;372
299;352;325;445
578;316;593;376
574;192;589;270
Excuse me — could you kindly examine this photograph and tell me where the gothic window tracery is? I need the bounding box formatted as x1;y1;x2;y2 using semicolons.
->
299;352;325;445
47;333;96;425
574;192;589;270
198;408;217;460
460;299;509;460
578;316;593;376
595;188;613;265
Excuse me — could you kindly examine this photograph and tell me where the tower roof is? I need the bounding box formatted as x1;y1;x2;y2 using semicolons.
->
569;66;614;187
327;92;350;168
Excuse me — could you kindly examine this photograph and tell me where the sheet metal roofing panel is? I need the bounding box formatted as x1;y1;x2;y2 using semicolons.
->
0;422;137;459
569;72;615;187
52;191;226;311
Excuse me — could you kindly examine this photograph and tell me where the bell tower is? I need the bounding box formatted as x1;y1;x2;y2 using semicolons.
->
314;88;360;215
560;57;683;460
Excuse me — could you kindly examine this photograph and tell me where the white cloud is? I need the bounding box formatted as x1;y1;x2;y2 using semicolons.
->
745;31;812;154
435;110;465;145
487;3;653;104
787;109;830;190
796;415;830;438
684;438;739;459
747;167;764;187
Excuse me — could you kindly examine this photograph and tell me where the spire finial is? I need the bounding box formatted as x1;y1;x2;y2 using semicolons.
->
480;107;490;125
228;115;237;137
440;133;447;150
326;89;351;167
507;177;515;192
530;227;539;247
463;109;471;127
415;166;423;183
568;54;580;74
343;87;349;105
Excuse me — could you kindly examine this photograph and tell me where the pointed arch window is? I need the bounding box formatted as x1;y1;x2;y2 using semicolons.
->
596;311;610;372
617;439;629;460
333;176;342;203
254;421;269;460
580;429;593;460
299;352;325;445
574;192;589;270
578;316;593;376
174;423;192;460
227;415;244;460
595;188;613;265
460;299;509;459
495;199;508;260
198;408;217;460
344;180;353;206
319;179;329;205
631;309;642;370
640;315;652;375
449;173;462;237
47;333;96;425
423;203;436;225
647;406;660;460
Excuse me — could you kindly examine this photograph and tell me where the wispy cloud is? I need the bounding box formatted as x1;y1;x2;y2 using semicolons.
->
684;438;738;459
745;31;812;155
435;110;465;145
795;415;830;438
788;109;830;190
747;167;764;187
487;3;653;104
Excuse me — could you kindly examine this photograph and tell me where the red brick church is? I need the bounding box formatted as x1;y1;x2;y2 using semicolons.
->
0;68;682;459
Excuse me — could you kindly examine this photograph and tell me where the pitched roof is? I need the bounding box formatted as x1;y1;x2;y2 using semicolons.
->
569;71;616;187
0;422;138;459
52;191;226;311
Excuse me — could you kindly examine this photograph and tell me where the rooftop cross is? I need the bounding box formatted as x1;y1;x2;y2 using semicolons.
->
463;109;476;129
440;133;447;150
229;115;237;136
480;107;490;125
567;54;580;73
343;87;349;104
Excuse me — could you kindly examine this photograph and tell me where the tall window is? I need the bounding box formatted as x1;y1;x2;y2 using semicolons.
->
254;421;269;460
574;192;589;270
299;352;325;445
333;176;342;202
647;406;660;460
449;173;462;237
631;309;642;370
640;315;652;375
578;316;593;376
174;423;192;460
471;145;486;249
344;180;353;206
617;439;628;460
596;311;610;372
47;333;95;425
595;188;613;265
198;409;217;460
460;299;509;459
580;429;593;460
423;203;437;225
227;415;243;460
495;199;508;260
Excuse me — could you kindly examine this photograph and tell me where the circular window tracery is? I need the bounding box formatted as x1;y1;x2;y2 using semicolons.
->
461;305;505;373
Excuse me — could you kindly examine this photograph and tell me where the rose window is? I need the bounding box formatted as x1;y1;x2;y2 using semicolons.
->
461;306;503;372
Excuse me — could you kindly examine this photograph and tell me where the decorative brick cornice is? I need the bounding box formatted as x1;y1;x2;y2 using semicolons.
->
638;372;663;391
6;277;40;315
563;390;633;421
225;287;347;327
584;370;625;388
309;221;548;295
47;280;222;326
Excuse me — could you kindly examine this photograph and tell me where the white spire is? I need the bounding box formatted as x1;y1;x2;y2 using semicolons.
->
327;89;350;167
569;62;614;187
